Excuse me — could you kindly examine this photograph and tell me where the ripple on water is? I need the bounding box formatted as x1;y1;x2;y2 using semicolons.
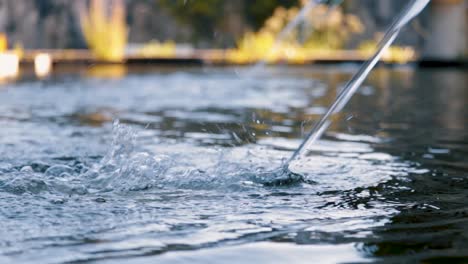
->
1;68;459;263
0;120;417;196
0;124;418;263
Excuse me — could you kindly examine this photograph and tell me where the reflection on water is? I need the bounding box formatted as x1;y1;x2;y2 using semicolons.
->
86;64;128;79
0;66;466;263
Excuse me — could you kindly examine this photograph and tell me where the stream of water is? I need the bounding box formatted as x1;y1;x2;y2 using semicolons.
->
288;0;431;167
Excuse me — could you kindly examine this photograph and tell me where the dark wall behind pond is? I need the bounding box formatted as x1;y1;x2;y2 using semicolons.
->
0;0;430;49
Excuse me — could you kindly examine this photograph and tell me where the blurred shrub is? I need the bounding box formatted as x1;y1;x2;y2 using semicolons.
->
159;0;224;42
137;41;176;57
159;0;298;44
0;33;7;52
229;2;364;63
79;0;127;62
301;2;364;50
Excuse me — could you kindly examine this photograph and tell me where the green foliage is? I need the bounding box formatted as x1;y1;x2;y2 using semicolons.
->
159;0;225;40
159;0;299;42
244;0;298;29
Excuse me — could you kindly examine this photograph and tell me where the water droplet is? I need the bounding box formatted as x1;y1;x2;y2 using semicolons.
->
20;166;33;172
45;165;75;177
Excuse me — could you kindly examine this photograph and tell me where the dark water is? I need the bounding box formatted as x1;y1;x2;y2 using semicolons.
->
0;66;466;263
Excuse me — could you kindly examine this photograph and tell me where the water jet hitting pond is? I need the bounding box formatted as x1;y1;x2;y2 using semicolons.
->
282;0;431;177
3;1;468;263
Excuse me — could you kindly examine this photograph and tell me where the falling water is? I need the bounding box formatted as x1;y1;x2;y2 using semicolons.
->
287;0;431;168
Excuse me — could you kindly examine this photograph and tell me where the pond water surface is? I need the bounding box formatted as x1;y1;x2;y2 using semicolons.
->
0;66;467;263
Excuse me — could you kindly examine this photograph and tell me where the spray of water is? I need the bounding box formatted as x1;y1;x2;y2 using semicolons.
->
286;0;430;170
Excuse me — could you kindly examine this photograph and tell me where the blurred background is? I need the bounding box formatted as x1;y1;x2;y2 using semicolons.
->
0;0;465;74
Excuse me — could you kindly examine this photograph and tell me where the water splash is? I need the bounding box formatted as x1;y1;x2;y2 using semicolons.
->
82;120;171;192
80;121;422;193
0;120;414;196
78;121;307;192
